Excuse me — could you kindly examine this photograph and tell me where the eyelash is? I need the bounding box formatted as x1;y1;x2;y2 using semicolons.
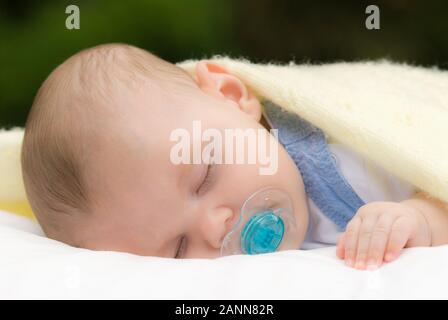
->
175;236;187;259
196;164;215;195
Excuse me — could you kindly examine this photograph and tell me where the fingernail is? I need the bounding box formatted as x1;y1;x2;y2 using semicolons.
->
355;260;365;270
345;259;354;267
385;253;395;261
366;259;378;270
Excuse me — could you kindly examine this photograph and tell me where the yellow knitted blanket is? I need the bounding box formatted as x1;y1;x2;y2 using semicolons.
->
179;58;448;204
2;59;448;219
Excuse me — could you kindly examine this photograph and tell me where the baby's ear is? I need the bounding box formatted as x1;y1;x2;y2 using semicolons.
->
195;61;262;122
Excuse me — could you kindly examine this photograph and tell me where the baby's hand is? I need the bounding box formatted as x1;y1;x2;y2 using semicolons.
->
336;201;431;270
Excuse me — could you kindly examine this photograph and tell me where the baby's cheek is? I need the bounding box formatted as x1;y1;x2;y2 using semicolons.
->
282;163;309;244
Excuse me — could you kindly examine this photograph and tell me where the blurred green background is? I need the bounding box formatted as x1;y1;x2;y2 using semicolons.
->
0;0;447;128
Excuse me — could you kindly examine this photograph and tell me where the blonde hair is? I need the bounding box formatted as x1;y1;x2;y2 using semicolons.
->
21;43;192;242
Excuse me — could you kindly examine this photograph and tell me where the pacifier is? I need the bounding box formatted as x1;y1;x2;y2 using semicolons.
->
220;187;298;256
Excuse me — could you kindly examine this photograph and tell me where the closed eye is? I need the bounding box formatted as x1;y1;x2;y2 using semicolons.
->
196;164;216;195
175;236;187;259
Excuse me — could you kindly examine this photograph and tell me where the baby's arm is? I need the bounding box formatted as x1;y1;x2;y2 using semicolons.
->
336;191;448;270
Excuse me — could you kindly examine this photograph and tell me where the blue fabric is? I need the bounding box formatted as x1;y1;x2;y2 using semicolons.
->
262;101;365;230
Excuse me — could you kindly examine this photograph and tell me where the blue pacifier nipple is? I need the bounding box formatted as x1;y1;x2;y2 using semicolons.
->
241;210;285;254
220;187;298;256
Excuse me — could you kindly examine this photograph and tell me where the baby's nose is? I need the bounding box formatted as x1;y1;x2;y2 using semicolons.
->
224;209;240;233
200;206;236;249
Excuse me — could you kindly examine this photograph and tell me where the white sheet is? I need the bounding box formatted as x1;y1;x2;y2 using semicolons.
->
1;210;447;299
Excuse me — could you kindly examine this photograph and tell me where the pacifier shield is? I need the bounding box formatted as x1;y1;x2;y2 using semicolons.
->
220;187;297;256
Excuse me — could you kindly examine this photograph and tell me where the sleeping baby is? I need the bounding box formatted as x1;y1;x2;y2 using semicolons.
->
21;43;448;270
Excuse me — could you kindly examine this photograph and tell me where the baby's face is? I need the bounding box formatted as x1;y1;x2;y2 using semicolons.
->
80;63;309;258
